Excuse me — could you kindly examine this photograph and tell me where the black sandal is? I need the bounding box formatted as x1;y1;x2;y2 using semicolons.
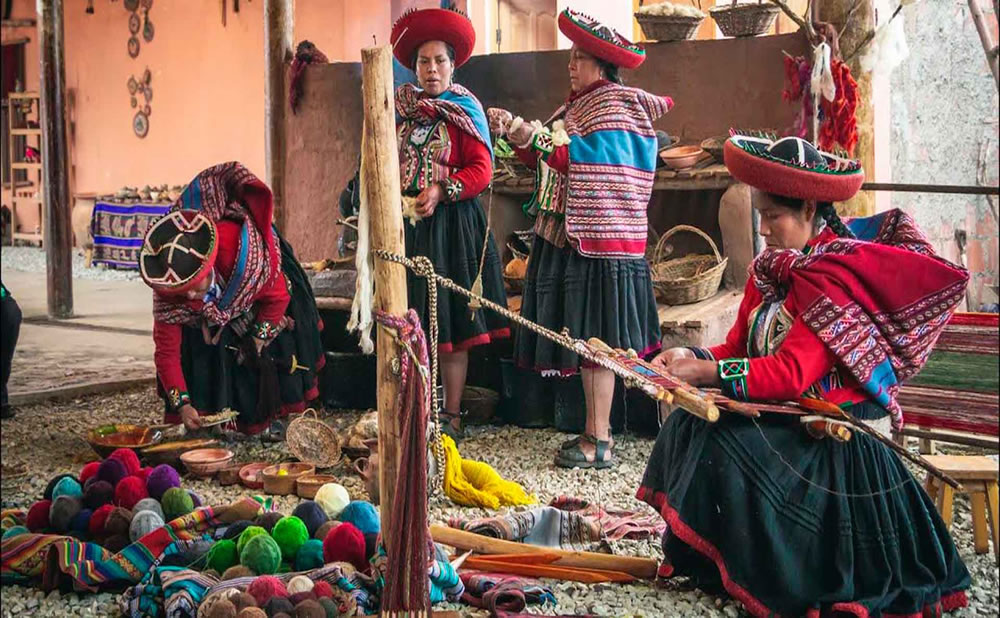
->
439;410;465;442
555;435;614;469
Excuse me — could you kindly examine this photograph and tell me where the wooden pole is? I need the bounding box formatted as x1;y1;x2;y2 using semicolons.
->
36;0;72;319
360;45;407;551
968;0;1000;90
264;0;293;231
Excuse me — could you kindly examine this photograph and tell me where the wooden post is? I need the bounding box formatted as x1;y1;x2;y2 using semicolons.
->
264;0;293;231
36;0;73;318
360;45;407;550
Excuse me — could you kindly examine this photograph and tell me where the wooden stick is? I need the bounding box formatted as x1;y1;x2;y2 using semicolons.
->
264;0;293;231
861;182;999;196
768;0;818;43
461;557;636;584
430;525;659;579
466;552;562;564
968;0;1000;90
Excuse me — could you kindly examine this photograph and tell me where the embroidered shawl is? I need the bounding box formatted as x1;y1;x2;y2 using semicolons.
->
395;83;491;149
152;162;281;327
751;209;969;429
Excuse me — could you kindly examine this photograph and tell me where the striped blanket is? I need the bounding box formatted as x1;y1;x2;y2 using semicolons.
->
90;201;171;269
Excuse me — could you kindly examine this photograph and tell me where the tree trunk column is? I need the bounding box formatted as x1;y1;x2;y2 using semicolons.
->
265;0;293;231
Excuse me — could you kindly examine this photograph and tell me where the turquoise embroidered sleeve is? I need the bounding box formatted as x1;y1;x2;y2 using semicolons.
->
166;388;191;413
718;358;750;401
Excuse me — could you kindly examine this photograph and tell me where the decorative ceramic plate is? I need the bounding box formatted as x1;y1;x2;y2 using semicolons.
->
124;0;139;11
133;111;149;138
128;36;140;58
142;68;152;84
130;96;137;108
127;76;138;95
129;12;140;34
143;18;154;43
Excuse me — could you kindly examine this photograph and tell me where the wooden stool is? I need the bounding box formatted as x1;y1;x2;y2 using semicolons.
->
923;455;999;560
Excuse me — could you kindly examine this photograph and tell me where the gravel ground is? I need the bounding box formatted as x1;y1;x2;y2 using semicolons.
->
0;246;140;282
1;388;997;617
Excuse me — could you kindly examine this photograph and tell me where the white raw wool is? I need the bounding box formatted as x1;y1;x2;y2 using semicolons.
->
347;121;375;354
860;15;909;81
636;2;704;18
400;195;422;227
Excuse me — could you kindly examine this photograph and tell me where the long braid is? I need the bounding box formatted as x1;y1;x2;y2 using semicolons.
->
817;202;856;239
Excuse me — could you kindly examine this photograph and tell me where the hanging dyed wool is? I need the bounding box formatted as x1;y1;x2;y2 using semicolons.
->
782;54;859;156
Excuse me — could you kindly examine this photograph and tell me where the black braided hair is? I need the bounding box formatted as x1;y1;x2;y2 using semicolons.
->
595;58;624;84
816;202;856;239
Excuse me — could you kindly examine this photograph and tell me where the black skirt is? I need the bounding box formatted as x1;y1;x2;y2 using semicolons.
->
514;236;661;374
404;196;509;352
160;236;324;434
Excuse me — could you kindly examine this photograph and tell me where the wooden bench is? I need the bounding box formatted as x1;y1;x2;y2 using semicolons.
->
923;454;999;560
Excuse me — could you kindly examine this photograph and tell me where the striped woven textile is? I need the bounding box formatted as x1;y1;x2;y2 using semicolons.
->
91;201;171;269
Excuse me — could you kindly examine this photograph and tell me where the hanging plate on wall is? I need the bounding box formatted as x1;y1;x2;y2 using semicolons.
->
143;85;153;102
133;111;149;138
127;76;138;95
143;17;154;43
124;0;139;11
142;68;152;85
128;36;140;58
143;104;151;116
131;96;137;108
140;0;153;9
129;12;140;34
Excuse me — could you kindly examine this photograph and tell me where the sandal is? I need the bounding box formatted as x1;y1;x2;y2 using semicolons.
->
559;433;614;451
439;410;465;443
555;436;614;469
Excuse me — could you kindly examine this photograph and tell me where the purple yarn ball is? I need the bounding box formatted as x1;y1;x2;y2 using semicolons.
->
83;480;115;510
146;464;181;500
96;458;128;487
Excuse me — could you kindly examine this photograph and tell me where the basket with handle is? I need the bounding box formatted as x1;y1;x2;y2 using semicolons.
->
285;408;342;469
710;0;780;38
635;12;704;42
650;225;727;305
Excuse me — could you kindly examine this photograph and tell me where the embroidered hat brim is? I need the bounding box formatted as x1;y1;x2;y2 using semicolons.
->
557;8;646;70
391;8;476;70
140;209;219;295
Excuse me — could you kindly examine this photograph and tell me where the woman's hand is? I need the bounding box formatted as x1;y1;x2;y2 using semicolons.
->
665;358;720;387
178;404;203;430
487;107;513;136
415;183;444;218
650;347;694;369
507;118;537;148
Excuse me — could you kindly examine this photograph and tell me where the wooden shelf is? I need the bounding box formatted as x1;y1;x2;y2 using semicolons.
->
11;162;41;171
2;19;37;28
11;128;41;136
492;162;734;196
7;91;40;100
12;232;43;242
12;195;41;204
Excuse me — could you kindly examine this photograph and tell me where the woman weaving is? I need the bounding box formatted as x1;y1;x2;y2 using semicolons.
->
639;134;972;617
389;7;509;441
489;8;671;469
141;163;323;434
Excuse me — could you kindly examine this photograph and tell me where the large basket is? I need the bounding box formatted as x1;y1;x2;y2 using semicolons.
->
461;385;500;426
650;225;727;305
635;13;703;42
285;409;342;469
710;1;780;38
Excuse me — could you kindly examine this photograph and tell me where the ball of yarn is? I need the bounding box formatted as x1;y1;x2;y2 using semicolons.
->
287;575;315;596
134;467;153;482
83;480;115;510
236;525;269;554
223;520;254;541
272;516;309;561
322;522;367;573
49;496;83;533
237;609;267;618
83;476;99;492
317;598;338;618
2;525;30;540
26;500;52;532
187;489;204;508
89;504;114;537
272;613;292;618
109;448;141;476
79;462;101;485
363;532;378;562
104;533;130;553
336;501;379;535
313;520;339;541
104;507;133;537
52;476;83;501
293;599;325;618
132;497;164;519
97;458;127;487
262;597;295;617
207;539;239;573
247;575;288;605
254;511;283;534
292;501;328;538
43;473;76;501
161;486;194;521
129;510;164;542
233;592;259;611
240;534;282;575
69;508;93;535
313;484;350;519
146;464;181;500
293;539;325;572
205;598;238;618
222;565;255;581
114;476;149;510
289;591;316;605
311;581;334;600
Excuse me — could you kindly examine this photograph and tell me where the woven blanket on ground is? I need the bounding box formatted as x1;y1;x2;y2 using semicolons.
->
447;495;665;550
459;571;556;614
91;201;171;269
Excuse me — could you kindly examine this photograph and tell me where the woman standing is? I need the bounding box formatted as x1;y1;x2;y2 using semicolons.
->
489;9;672;468
141;162;323;434
640;134;971;616
390;7;509;441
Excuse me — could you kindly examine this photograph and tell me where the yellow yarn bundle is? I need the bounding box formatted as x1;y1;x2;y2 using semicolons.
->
440;434;536;509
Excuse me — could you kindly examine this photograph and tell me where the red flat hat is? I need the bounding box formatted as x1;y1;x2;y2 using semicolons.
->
139;209;219;296
724;133;865;203
558;9;646;70
391;8;476;70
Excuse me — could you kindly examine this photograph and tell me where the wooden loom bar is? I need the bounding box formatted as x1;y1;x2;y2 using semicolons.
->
264;0;293;231
861;182;1000;196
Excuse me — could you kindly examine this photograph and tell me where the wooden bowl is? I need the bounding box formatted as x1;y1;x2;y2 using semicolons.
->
296;474;338;499
660;146;705;170
262;463;316;496
179;448;234;477
217;464;244;486
141;438;220;465
87;424;162;459
239;462;270;490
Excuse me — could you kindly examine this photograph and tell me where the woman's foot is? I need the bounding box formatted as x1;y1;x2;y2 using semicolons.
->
555;434;614;469
439;410;465;442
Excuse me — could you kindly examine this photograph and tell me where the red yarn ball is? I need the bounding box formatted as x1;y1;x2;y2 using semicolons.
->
311;581;334;599
132;467;152;483
322;522;367;573
26;500;52;532
109;448;141;476
114;476;149;510
79;462;101;486
247;575;289;606
89;504;115;537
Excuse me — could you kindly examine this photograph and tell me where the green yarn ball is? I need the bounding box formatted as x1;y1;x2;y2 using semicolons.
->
293;539;325;572
161;487;194;521
206;539;239;573
236;525;269;555
239;533;281;575
271;516;309;561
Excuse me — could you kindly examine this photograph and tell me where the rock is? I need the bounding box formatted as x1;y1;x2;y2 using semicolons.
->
45;590;60;601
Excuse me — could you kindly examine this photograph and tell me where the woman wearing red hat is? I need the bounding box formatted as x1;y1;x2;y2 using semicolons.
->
489;9;672;469
141;162;323;435
390;7;509;441
638;135;971;617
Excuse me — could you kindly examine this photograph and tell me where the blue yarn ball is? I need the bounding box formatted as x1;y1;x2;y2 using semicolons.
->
292;501;328;538
293;538;326;571
337;501;380;535
69;508;93;534
2;526;30;540
52;476;83;501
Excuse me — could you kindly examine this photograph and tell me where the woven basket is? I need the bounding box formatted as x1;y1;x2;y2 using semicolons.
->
296;474;338;499
650;225;728;305
710;1;780;38
285;409;342;469
461;385;500;426
635;13;703;42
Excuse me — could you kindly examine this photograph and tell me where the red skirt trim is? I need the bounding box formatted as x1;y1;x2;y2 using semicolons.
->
437;327;510;354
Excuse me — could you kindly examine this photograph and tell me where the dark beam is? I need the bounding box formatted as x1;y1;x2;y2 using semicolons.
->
861;182;1000;196
264;0;293;232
